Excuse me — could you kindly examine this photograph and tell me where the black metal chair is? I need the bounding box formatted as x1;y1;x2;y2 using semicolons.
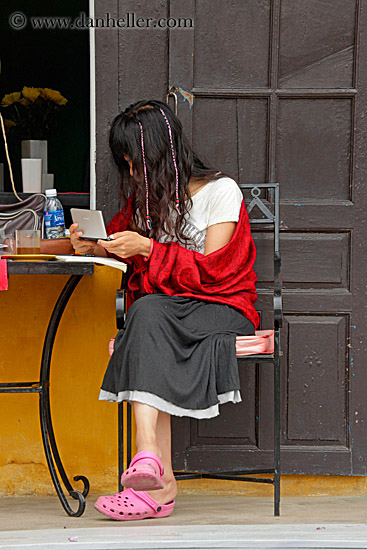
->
116;183;282;516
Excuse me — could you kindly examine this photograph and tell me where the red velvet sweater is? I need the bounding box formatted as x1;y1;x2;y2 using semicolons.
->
106;198;260;329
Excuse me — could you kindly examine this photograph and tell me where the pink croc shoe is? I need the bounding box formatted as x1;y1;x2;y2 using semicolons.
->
121;451;164;491
94;487;175;521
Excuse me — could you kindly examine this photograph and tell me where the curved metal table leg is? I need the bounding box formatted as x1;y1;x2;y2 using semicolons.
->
39;274;90;517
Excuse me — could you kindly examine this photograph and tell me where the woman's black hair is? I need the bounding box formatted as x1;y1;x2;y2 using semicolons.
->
109;99;227;243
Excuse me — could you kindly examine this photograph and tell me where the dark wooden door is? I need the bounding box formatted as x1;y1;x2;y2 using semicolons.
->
95;0;367;475
168;0;367;475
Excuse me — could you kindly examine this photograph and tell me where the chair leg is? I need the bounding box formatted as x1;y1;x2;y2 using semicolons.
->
274;343;281;516
127;402;132;467
118;403;124;492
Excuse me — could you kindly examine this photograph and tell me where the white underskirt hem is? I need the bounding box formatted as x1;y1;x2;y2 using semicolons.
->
98;389;242;419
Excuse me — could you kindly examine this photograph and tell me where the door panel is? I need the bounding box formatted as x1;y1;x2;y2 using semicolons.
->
194;0;271;88
192;98;239;178
277;98;353;201
279;0;356;88
253;232;350;289
284;315;348;444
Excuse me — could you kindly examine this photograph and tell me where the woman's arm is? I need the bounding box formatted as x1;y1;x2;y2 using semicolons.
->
204;222;237;256
98;222;237;259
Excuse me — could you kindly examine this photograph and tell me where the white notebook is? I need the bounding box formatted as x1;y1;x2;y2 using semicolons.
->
56;255;127;272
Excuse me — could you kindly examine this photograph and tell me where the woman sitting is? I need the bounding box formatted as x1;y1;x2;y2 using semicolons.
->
70;99;259;521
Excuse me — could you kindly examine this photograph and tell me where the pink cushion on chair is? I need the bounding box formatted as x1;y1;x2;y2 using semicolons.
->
109;338;115;357
109;330;274;358
236;330;274;356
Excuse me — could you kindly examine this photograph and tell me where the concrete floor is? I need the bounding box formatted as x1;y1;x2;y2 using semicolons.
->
0;495;366;549
2;494;367;530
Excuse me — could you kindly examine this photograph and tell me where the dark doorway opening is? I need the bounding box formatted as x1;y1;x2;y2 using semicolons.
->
0;0;90;195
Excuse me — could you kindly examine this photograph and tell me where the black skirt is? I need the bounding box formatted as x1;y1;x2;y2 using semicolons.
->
99;293;255;419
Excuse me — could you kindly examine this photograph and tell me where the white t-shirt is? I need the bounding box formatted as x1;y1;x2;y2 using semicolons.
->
158;176;243;254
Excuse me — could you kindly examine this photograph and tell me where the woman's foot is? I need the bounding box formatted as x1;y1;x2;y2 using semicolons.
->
125;446;177;503
146;478;177;504
146;475;177;505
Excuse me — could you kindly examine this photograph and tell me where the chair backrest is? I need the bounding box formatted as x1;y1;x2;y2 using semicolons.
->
239;183;279;254
239;183;282;330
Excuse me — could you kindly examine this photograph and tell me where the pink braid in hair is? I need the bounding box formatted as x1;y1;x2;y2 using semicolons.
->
159;107;181;216
138;121;152;230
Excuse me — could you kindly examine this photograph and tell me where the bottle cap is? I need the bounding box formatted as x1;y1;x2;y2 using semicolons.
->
45;189;57;197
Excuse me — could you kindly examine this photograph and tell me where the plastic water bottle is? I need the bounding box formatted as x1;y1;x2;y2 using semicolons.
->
44;189;65;239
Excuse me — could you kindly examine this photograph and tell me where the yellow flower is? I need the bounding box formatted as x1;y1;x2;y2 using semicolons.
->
4;119;16;132
40;88;68;106
22;86;42;102
19;97;31;107
1;92;21;107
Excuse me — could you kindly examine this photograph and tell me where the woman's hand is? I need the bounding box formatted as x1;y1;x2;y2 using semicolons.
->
97;231;151;259
69;223;107;257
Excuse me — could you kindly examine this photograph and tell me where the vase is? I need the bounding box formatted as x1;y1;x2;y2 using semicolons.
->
41;173;54;192
21;158;43;193
21;140;48;175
